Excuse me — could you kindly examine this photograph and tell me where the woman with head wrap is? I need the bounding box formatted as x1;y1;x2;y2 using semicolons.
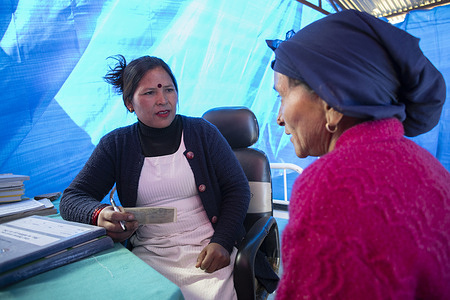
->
269;10;450;299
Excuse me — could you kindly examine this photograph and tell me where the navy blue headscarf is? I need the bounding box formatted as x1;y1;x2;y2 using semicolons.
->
271;10;446;137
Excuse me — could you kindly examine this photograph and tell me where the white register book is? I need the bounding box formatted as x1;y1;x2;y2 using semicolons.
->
0;215;113;287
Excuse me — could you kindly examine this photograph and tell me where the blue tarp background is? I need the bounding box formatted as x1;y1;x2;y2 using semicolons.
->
1;0;449;199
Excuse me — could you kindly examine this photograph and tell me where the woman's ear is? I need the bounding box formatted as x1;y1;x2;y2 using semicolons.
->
324;102;344;127
126;100;134;113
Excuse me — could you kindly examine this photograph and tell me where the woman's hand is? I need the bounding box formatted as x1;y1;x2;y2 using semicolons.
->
98;206;138;242
196;243;230;273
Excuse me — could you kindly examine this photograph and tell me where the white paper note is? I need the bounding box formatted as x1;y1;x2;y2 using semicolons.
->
124;207;177;224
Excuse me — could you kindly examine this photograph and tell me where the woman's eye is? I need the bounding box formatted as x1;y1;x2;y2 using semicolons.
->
166;88;175;93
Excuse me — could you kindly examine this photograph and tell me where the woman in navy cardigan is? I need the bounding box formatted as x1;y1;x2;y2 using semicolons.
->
60;55;250;300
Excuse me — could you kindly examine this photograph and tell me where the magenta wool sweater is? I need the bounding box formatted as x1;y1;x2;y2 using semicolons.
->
276;118;450;299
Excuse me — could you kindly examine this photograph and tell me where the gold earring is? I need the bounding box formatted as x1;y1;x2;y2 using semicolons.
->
326;123;337;133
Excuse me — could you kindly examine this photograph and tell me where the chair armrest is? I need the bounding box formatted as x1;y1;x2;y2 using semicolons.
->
234;216;280;300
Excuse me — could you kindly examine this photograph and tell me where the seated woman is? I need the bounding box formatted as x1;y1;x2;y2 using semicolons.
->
268;10;450;299
60;55;250;300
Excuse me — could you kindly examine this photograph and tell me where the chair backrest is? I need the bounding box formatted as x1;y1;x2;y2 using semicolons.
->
202;106;273;231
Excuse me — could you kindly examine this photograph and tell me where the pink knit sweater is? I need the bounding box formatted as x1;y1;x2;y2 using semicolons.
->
276;118;450;299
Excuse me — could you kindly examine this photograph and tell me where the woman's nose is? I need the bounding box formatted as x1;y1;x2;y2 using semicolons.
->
156;91;168;105
277;107;285;126
277;115;285;126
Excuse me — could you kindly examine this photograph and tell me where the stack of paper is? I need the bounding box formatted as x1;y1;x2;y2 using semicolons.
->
0;174;59;223
0;198;58;223
0;174;30;203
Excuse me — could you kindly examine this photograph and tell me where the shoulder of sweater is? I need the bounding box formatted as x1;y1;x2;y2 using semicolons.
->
180;115;230;154
180;115;219;136
99;123;138;141
95;123;140;155
298;129;443;190
181;115;210;127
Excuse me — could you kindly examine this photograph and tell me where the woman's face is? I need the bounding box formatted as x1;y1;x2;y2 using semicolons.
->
128;66;178;128
274;71;330;158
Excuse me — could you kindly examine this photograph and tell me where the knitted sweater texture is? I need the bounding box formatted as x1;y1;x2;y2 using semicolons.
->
276;118;450;299
60;116;250;252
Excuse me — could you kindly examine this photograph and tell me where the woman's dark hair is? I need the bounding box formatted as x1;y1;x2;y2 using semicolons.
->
288;77;314;93
104;55;178;107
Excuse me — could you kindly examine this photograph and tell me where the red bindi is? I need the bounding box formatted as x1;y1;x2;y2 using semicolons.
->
157;83;162;88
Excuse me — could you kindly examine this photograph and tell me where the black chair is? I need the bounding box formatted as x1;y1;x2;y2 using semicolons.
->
202;106;280;300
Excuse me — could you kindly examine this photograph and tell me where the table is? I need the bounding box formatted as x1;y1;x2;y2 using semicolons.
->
0;210;184;300
0;242;184;299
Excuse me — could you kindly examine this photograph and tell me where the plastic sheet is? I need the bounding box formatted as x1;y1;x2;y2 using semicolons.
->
0;0;448;198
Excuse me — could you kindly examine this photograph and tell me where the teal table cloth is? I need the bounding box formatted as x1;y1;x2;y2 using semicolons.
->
0;242;184;300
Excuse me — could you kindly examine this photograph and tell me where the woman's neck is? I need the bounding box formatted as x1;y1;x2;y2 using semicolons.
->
138;115;182;157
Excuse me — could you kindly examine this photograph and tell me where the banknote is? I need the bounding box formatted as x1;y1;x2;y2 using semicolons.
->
124;207;177;224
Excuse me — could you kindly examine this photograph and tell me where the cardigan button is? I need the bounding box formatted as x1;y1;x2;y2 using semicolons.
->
211;216;218;223
186;151;194;159
198;184;206;192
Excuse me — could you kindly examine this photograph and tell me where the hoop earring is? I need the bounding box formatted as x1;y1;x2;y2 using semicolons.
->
326;123;337;133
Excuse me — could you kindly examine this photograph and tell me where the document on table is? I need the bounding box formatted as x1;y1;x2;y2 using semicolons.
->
0;199;53;217
124;207;177;224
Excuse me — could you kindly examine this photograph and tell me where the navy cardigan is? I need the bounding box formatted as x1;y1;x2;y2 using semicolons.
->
60;116;250;252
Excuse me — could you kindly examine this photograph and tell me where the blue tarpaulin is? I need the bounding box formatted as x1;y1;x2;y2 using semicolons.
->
1;0;449;199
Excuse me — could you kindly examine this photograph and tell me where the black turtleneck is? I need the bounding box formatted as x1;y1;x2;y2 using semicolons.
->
138;115;183;157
